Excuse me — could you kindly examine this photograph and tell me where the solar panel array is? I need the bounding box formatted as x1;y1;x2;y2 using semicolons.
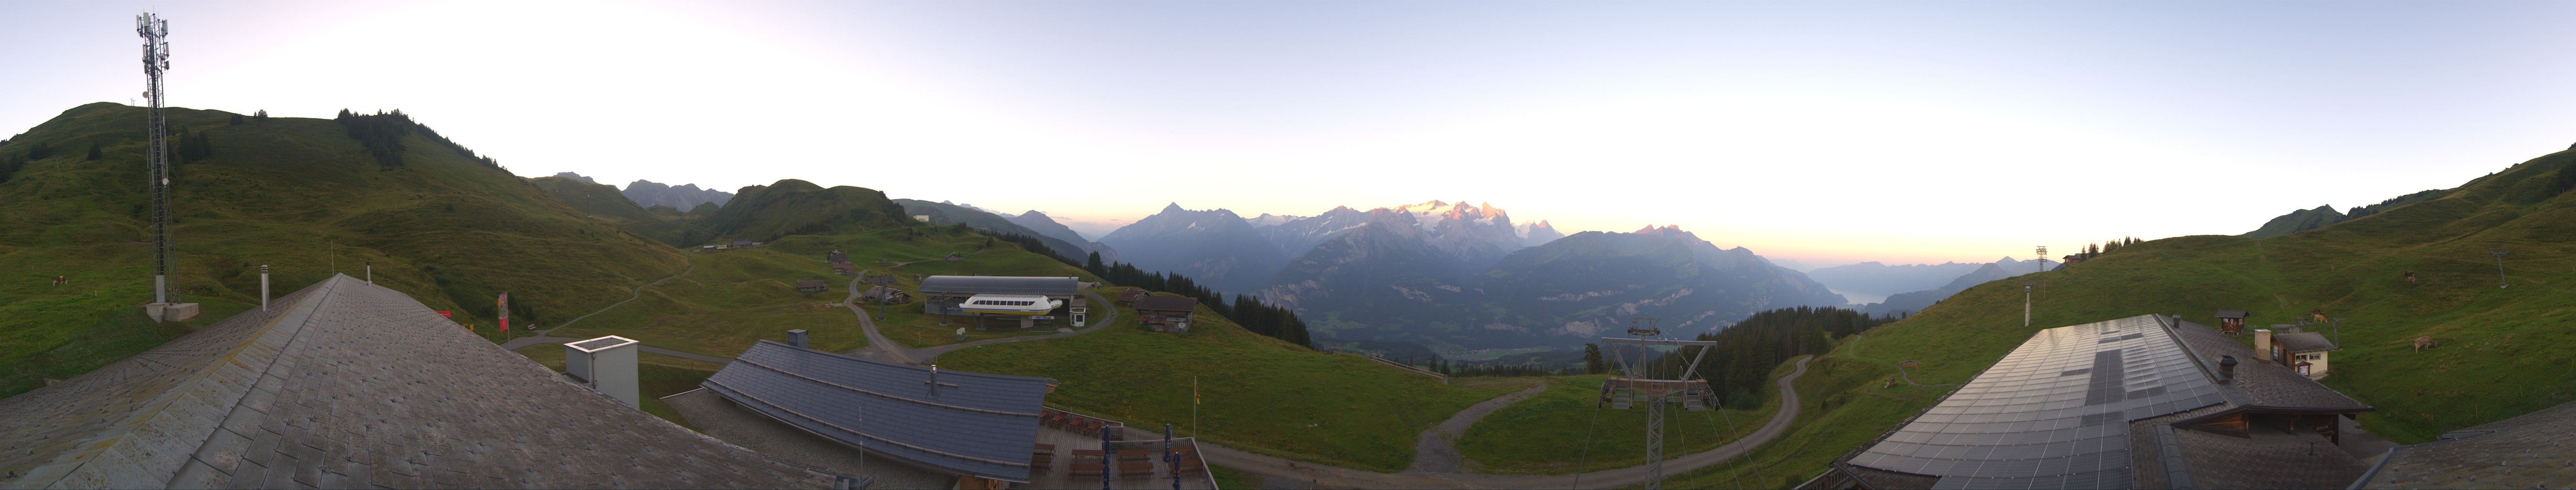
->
704;341;1053;482
1848;315;2226;490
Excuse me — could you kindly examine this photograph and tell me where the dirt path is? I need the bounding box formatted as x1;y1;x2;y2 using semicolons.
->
843;266;924;364
539;253;696;336
1403;382;1547;474
1206;356;1814;489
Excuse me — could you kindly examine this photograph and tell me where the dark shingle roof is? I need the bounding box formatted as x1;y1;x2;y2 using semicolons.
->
2273;332;2337;353
702;342;1053;482
796;279;829;289
916;276;1079;297
0;275;835;489
2356;398;2576;488
1132;296;1199;313
2166;319;2370;411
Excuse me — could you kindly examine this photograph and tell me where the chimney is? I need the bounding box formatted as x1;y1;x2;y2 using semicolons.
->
565;335;641;408
2254;329;2274;363
2217;356;2238;383
787;329;808;348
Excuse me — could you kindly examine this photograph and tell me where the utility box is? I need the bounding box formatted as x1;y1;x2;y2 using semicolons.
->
565;335;640;408
142;302;199;323
1069;306;1087;327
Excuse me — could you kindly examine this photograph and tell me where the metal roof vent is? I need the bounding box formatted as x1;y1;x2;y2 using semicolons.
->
566;335;640;408
788;329;809;348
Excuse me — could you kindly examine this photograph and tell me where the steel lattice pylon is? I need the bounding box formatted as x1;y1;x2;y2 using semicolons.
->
138;12;175;304
1598;318;1719;490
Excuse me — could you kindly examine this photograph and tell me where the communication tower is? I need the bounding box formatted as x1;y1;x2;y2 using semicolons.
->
138;12;175;304
1597;317;1721;490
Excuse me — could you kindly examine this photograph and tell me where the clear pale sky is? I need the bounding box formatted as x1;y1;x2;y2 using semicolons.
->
7;1;2575;267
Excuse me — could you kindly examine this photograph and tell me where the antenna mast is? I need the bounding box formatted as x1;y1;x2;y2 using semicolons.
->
138;12;175;304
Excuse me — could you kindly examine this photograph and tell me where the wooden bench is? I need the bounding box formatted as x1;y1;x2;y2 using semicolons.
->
1069;461;1106;477
1031;444;1056;470
1169;445;1204;473
1116;460;1156;478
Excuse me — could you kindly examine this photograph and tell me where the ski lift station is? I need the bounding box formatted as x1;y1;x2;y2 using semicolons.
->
918;276;1083;329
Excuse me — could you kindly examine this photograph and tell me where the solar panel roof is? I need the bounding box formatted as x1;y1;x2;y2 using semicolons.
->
703;341;1054;482
1848;315;2226;490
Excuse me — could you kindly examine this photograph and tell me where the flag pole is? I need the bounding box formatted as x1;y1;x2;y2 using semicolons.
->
1192;376;1200;438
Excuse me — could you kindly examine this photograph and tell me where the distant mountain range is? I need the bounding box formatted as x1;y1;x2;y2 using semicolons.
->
892;199;1107;263
1098;204;1290;294
547;172;737;211
1098;200;1840;348
623;179;735;211
1806;261;1986;299
1003;210;1118;263
1861;256;2056;316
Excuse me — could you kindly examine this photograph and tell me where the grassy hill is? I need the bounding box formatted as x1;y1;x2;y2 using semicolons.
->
940;291;1514;473
1671;148;2576;486
0;103;686;397
1453;374;1777;474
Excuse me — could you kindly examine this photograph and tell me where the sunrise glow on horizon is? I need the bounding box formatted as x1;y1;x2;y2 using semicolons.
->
8;1;2576;266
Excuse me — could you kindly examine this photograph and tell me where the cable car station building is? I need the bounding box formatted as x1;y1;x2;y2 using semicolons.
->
918;276;1082;330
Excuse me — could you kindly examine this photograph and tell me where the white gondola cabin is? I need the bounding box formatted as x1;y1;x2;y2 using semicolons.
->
958;294;1063;316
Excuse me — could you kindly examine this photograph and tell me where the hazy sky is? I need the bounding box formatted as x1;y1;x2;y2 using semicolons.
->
7;1;2575;266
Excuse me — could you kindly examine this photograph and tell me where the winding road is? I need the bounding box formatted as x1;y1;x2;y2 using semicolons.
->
1202;356;1815;489
1405;382;1549;474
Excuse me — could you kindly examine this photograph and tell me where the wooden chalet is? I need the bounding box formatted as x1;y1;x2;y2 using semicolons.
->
1114;288;1145;305
794;279;828;293
832;263;857;276
2214;309;2248;335
826;250;849;263
859;286;909;304
1131;296;1197;333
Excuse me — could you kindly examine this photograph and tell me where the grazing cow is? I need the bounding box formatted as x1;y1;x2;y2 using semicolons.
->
2414;336;2436;351
51;275;66;286
2310;309;2327;323
2404;271;2417;285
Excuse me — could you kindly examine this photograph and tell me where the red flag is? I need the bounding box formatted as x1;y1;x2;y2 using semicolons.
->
436;311;452;318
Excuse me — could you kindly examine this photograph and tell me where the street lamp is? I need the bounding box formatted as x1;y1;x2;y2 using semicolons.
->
2021;280;2037;327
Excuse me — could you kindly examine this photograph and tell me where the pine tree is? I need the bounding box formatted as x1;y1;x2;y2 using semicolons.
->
85;142;101;160
253;110;268;121
1583;344;1605;374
